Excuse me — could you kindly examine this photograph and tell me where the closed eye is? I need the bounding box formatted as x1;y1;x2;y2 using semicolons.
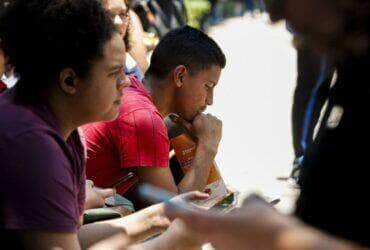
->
205;84;214;90
109;69;123;77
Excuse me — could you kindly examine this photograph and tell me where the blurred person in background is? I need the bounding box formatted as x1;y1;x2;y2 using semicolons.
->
0;47;5;92
245;0;256;13
131;0;187;38
0;55;17;89
0;0;11;92
288;31;334;181
266;0;370;245
103;0;149;80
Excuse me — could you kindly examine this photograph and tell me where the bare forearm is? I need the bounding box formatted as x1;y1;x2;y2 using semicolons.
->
128;234;201;250
78;204;167;249
264;212;366;250
195;207;366;250
128;219;202;250
127;237;165;250
275;226;368;250
177;142;215;192
248;214;365;250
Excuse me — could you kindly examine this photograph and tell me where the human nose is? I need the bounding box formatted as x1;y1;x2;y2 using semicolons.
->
113;15;124;32
117;75;130;91
206;90;214;106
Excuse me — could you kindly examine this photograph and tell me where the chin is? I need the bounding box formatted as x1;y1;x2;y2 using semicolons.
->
108;112;120;121
101;109;120;122
184;113;197;122
178;109;197;122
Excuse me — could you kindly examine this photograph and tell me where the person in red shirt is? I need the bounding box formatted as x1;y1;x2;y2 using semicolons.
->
0;80;5;93
82;25;226;207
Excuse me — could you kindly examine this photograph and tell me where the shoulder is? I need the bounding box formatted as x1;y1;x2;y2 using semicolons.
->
120;76;152;107
0;130;81;232
1;129;73;177
0;96;76;173
0;95;53;137
0;101;66;162
118;107;166;135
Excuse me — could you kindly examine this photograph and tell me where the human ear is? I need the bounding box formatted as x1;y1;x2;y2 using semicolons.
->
59;68;78;95
173;65;187;87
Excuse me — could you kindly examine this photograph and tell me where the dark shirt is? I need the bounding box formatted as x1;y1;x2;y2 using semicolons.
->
295;52;370;246
0;87;86;248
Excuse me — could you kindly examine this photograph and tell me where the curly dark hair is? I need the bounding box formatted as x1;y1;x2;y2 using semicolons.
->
0;0;116;96
145;25;226;80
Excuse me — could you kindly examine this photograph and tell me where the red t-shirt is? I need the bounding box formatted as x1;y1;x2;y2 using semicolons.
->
81;76;170;195
0;80;6;93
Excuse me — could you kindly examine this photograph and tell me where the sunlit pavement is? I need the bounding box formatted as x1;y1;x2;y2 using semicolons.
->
207;13;299;213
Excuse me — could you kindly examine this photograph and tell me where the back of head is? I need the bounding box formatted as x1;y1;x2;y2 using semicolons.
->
266;0;370;56
0;0;115;98
145;25;226;80
338;0;370;56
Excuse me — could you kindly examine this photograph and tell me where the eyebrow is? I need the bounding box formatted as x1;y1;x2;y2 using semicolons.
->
108;64;124;72
110;8;128;16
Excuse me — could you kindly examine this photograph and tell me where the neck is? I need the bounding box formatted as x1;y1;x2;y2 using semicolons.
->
47;91;79;140
143;76;173;117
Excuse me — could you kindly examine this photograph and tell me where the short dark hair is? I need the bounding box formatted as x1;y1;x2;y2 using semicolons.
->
146;25;226;79
0;0;116;96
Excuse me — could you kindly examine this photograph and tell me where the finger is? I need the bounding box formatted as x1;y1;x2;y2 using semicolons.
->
206;113;221;123
168;113;194;135
97;188;116;198
151;216;171;231
86;180;94;188
164;192;209;217
182;191;210;202
164;201;209;226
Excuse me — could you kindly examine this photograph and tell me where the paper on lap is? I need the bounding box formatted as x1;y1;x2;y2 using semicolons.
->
171;134;229;209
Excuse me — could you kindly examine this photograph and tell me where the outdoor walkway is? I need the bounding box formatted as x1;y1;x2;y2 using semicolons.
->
207;13;299;213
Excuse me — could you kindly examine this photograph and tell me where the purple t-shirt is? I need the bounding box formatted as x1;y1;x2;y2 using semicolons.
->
0;88;86;234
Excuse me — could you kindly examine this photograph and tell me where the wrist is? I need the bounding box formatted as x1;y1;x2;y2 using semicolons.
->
116;203;168;239
145;203;171;232
196;141;217;159
149;203;166;220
